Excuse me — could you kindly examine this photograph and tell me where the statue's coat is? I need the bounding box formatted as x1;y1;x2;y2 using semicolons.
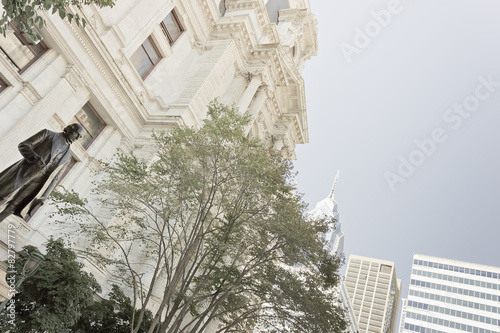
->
0;129;72;216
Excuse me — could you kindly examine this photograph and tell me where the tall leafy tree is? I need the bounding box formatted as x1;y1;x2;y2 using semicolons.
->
0;0;115;40
52;100;347;333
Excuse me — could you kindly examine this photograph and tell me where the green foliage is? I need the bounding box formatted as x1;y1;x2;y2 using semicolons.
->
72;285;154;333
0;0;115;41
52;100;347;333
0;239;154;332
0;238;100;332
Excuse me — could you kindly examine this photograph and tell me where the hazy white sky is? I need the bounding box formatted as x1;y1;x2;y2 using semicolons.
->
293;0;500;307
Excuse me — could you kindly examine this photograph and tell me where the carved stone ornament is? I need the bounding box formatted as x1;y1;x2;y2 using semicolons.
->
114;57;125;68
194;41;206;54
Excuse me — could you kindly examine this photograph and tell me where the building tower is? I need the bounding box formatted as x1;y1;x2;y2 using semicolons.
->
307;170;344;256
0;0;319;317
344;255;401;333
399;254;500;333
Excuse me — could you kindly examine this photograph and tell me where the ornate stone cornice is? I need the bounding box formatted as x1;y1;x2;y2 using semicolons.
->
61;65;86;91
52;8;145;130
201;0;286;86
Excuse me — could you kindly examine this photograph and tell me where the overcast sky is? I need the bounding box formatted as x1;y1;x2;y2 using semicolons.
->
293;0;500;310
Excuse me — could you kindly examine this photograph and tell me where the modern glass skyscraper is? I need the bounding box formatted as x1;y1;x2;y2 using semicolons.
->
399;254;500;333
344;255;401;333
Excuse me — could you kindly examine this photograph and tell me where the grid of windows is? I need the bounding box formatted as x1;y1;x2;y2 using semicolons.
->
0;20;47;73
413;259;500;280
409;289;500;315
406;311;497;333
411;279;499;302
413;269;500;290
407;300;500;327
402;256;500;333
345;256;400;333
131;8;185;79
404;322;447;333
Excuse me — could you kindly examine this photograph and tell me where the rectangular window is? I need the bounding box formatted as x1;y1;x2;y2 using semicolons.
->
71;103;106;149
0;21;47;73
131;36;161;79
0;76;8;93
380;264;392;274
160;9;184;45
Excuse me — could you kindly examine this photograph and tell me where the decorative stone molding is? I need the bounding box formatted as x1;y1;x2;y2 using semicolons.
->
138;91;146;104
210;32;234;41
120;136;135;152
6;215;32;236
62;65;86;91
242;70;258;82
20;81;42;106
193;41;207;54
87;156;102;172
201;0;289;89
273;123;288;132
89;14;98;30
114;57;125;68
63;17;144;129
224;0;269;30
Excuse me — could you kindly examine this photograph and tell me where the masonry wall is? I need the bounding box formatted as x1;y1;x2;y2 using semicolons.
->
0;0;318;325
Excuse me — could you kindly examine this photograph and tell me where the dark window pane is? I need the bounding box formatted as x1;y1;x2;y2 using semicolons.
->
0;21;47;72
143;38;159;64
72;103;106;148
131;45;151;77
161;11;183;44
219;0;226;16
0;76;8;93
131;37;160;78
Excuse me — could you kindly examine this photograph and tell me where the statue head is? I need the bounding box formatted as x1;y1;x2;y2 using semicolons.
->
63;123;86;144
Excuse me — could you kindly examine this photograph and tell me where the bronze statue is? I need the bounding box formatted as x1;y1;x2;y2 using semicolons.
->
0;123;86;222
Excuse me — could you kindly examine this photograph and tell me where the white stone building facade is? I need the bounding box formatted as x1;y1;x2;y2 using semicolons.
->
0;0;318;315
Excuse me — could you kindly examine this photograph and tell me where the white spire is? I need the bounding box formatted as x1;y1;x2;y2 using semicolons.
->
328;169;340;199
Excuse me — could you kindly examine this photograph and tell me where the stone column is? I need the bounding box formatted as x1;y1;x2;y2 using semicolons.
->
244;86;268;135
236;74;262;113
